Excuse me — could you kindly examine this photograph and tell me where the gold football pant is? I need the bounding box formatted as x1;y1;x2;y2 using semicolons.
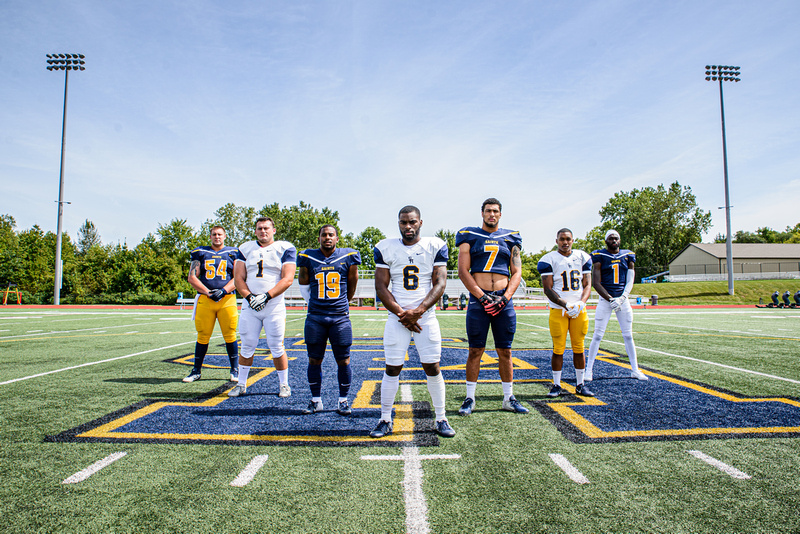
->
194;293;239;344
548;307;589;355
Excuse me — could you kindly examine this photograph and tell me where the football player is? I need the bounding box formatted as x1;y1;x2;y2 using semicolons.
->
369;206;455;439
297;224;361;415
183;225;240;383
537;228;594;397
585;230;648;382
456;198;528;415
229;216;296;398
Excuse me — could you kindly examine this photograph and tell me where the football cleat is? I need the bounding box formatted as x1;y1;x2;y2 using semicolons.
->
435;419;456;438
631;369;649;381
370;420;393;439
502;395;530;414
336;399;352;416
547;384;563;398
182;372;201;383
458;397;475;416
228;384;246;397
302;400;324;414
575;383;595;397
230;370;239;382
278;384;292;398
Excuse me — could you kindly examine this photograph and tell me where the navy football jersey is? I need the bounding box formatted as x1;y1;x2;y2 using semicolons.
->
455;227;522;276
297;248;361;315
591;248;635;298
189;246;238;291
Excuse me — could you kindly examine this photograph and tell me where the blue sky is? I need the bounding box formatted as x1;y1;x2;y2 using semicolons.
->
2;1;798;253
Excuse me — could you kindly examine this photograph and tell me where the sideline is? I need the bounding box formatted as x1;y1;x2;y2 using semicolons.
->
0;338;204;386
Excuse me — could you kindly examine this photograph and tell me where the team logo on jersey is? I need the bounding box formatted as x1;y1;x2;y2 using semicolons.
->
45;342;800;446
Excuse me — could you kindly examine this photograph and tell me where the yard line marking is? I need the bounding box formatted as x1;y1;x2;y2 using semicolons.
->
599;339;800;385
62;452;127;484
27;330;44;333
517;321;549;331
549;453;589;484
0;338;207;386
230;455;269;487
401;384;413;402
687;450;751;479
362;446;461;534
0;321;158;341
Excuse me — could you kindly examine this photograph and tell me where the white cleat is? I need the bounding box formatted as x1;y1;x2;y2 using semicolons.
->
278;384;292;398
631;369;649;381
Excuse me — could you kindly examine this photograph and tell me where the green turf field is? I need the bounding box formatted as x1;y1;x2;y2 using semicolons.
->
1;305;799;533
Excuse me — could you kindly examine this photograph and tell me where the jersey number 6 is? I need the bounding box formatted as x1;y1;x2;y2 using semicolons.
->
403;265;419;290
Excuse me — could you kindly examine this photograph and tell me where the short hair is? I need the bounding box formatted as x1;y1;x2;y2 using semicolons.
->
557;228;573;238
398;205;421;219
210;225;225;235
319;224;338;236
482;198;502;212
255;216;275;229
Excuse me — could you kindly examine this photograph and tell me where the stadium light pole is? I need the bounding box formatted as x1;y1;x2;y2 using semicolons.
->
46;53;85;305
705;65;740;296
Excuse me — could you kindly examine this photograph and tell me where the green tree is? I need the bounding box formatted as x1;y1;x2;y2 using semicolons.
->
259;201;341;251
354;226;386;270
200;203;258;247
587;182;712;279
0;215;21;286
77;219;102;254
434;229;458;271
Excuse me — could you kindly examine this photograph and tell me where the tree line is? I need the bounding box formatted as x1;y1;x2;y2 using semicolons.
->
1;182;740;305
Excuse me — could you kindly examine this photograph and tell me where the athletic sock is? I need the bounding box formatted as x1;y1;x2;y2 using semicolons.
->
426;372;447;421
552;370;562;387
308;364;322;397
192;342;208;373
575;368;585;385
337;362;352;398
502;381;513;401
238;365;251;387
276;369;288;386
225;341;239;371
623;334;639;372
380;372;399;421
465;381;477;400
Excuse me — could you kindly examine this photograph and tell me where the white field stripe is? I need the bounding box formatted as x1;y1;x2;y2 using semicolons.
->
401;384;414;402
600;339;800;385
517;321;549;331
0;321;158;340
62;452;127;484
0;338;206;386
687;450;751;479
361;447;461;534
230;455;269;487
549;453;589;484
402;446;430;534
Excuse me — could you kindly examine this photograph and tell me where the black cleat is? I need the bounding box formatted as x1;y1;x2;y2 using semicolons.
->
370;420;393;439
458;397;475;416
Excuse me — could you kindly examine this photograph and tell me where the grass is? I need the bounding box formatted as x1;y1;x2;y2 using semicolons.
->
632;279;800;305
1;305;799;533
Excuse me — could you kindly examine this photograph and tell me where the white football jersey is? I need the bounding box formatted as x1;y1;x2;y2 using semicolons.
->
537;249;592;310
373;237;448;311
236;240;297;299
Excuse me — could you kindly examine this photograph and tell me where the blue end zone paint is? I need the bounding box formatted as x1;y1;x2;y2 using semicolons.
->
45;338;800;446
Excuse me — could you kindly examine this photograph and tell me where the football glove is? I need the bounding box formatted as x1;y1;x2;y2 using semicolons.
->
208;288;226;302
485;295;509;316
566;301;585;318
246;293;270;311
609;297;621;312
478;293;497;313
